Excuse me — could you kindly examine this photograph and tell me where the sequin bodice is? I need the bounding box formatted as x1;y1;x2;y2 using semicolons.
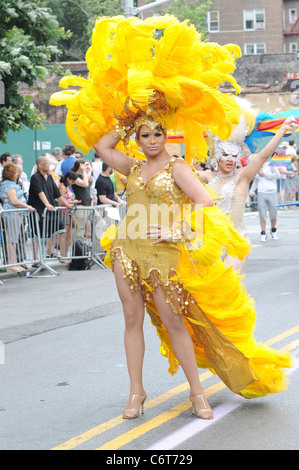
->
207;172;248;237
111;158;191;287
126;158;190;207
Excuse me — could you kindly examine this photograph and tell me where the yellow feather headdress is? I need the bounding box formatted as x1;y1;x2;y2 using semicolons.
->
50;15;242;163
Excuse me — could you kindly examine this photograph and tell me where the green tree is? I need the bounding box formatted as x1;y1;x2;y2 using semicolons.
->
0;0;70;143
45;0;124;61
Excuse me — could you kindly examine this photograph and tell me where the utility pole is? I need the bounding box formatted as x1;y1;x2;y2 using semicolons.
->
123;0;172;18
123;0;137;17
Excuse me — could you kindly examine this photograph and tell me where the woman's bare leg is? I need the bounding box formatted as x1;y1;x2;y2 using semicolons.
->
7;242;17;265
152;286;212;418
60;225;71;258
114;260;146;403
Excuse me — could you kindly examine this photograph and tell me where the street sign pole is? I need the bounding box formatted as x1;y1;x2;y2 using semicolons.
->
123;0;172;17
124;0;137;17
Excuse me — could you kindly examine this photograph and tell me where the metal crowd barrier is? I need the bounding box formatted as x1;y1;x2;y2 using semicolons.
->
0;208;43;281
37;203;125;275
0;203;126;281
92;202;126;267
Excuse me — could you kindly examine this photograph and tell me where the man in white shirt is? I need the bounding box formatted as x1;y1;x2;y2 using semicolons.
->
91;152;103;192
250;163;281;241
286;139;297;157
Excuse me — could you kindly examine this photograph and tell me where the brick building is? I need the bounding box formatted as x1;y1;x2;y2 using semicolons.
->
207;0;299;54
138;0;299;54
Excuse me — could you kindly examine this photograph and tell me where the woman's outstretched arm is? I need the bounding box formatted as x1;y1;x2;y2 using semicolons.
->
237;116;298;186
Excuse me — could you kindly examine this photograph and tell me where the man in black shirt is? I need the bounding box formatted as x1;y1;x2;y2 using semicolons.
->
95;163;126;208
28;156;73;259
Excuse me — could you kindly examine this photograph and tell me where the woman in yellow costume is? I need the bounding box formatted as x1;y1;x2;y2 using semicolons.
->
50;15;292;420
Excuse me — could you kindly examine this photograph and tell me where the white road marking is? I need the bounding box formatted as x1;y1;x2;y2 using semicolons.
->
147;357;299;450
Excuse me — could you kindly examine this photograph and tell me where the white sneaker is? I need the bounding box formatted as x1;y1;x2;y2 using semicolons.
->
260;233;267;242
270;230;278;239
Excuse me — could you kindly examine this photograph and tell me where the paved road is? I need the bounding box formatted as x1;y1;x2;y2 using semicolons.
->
0;209;298;451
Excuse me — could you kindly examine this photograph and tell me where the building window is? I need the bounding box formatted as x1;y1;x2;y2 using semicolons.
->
244;9;265;31
208;11;219;32
290;42;298;53
244;43;266;55
289;9;297;23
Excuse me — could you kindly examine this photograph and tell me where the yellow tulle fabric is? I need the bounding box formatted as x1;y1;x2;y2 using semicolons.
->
50;15;242;162
100;160;292;399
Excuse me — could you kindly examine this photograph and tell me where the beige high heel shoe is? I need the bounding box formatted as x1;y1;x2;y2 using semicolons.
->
122;393;147;419
189;394;213;420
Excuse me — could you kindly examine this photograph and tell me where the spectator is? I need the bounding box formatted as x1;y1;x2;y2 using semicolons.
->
109;169;117;192
11;154;29;199
240;147;250;167
280;141;289;154
51;147;63;175
275;142;288;203
283;154;298;206
52;147;63;163
54;148;65;177
0;152;12;265
58;171;82;263
0;163;34;272
95;163;126;208
31;152;59;176
91;152;103;192
71;159;93;244
60;144;77;176
71;160;92;205
286;139;297;156
0;152;12;180
250;163;281;241
28;156;73;263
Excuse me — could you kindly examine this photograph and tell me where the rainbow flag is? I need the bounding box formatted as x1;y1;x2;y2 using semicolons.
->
167;134;185;143
268;154;292;167
257;109;299;136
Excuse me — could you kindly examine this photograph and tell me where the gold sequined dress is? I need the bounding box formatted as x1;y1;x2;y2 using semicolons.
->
103;158;292;399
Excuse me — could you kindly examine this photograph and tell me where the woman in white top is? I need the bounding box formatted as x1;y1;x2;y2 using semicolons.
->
196;116;297;272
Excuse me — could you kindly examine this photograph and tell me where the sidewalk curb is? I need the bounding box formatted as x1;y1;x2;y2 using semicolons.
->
0;261;64;282
0;301;122;344
0;259;102;282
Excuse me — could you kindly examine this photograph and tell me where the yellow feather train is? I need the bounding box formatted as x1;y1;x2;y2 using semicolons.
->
101;207;292;399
